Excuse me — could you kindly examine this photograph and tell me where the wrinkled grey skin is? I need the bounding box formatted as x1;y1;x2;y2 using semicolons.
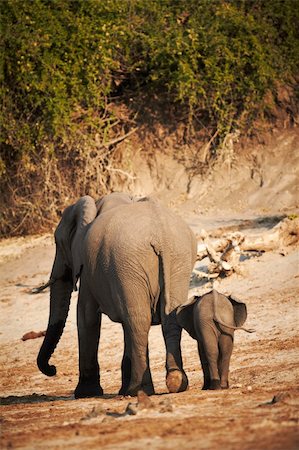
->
37;193;197;398
177;290;252;390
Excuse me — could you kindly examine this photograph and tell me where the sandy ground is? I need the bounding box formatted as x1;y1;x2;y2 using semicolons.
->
1;129;299;449
0;210;298;450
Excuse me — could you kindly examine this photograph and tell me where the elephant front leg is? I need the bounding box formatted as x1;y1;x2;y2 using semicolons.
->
74;291;103;399
162;312;188;393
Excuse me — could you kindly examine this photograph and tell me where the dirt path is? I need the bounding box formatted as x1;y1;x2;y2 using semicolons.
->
0;211;298;449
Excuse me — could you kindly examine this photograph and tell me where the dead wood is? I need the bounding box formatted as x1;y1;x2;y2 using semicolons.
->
21;331;46;341
195;217;298;278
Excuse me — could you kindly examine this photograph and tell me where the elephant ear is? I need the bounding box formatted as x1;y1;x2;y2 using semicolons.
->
176;297;198;340
71;196;97;289
227;295;248;327
53;196;97;290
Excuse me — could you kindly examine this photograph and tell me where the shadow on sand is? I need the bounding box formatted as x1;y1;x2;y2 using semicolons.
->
0;392;118;406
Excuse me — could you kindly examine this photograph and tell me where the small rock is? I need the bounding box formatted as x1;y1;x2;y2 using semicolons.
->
82;406;105;420
137;390;153;410
259;391;298;408
271;392;292;405
159;398;173;413
102;416;113;423
125;402;138;415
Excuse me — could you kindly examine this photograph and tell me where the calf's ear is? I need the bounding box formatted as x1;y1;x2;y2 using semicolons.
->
228;295;248;327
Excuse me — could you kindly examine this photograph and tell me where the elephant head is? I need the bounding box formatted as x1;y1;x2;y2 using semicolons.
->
95;192;133;214
37;195;97;377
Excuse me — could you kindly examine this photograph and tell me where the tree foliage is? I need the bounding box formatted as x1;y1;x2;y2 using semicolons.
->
1;0;298;235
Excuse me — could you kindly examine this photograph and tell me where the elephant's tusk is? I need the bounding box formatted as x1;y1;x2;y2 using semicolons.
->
31;278;55;294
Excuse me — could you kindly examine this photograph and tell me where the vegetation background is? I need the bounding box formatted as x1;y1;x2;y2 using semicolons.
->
1;0;298;236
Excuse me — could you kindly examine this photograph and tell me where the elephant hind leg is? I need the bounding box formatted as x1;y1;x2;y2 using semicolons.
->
218;333;233;389
197;342;211;390
119;325;154;396
199;321;221;390
119;355;132;395
119;325;132;395
162;311;188;393
123;310;154;397
142;346;155;395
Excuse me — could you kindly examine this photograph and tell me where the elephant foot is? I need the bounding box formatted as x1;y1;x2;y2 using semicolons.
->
118;380;130;396
202;381;211;390
166;369;189;393
142;383;155;396
74;381;104;399
221;381;229;389
125;383;155;397
118;387;127;396
209;379;221;390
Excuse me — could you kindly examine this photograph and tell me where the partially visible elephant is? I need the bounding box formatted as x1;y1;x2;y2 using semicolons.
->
177;290;254;390
37;193;197;398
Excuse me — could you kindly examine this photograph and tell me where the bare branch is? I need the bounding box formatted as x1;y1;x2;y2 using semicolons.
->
106;167;136;180
101;127;138;148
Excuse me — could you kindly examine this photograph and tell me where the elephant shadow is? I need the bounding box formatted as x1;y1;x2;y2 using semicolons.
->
0;393;118;406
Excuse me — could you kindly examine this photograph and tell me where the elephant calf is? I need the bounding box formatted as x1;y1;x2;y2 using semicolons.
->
177;290;254;390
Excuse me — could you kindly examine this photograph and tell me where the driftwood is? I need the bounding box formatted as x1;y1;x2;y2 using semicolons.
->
22;330;46;341
243;217;299;251
195;217;298;278
196;230;244;276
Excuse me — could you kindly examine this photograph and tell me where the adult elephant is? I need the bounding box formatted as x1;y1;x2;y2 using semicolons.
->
37;193;197;398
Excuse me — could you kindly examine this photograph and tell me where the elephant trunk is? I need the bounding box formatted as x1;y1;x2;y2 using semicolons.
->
37;275;73;376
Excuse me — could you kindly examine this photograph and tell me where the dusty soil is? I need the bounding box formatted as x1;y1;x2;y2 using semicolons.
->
0;129;298;449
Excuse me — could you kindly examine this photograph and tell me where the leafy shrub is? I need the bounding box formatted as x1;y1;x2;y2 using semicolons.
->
0;0;298;236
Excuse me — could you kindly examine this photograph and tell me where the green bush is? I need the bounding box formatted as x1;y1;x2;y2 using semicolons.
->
0;0;298;236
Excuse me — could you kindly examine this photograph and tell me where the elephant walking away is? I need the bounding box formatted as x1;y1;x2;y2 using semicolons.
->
177;290;254;390
37;193;197;398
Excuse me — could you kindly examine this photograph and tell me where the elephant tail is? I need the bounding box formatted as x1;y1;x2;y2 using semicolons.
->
214;319;255;333
151;240;171;316
212;290;255;333
160;249;172;316
31;278;55;294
